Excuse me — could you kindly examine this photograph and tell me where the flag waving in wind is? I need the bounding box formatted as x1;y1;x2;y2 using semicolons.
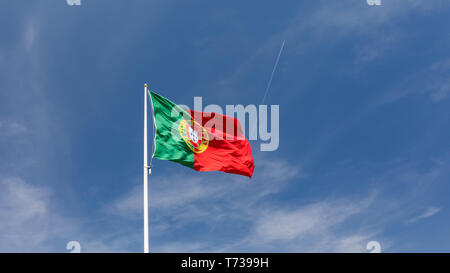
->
149;91;254;178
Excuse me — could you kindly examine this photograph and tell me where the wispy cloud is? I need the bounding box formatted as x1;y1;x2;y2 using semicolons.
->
0;4;77;252
0;120;28;137
104;157;395;253
104;156;304;252
231;192;381;253
377;59;450;106
102;151;450;252
0;177;49;251
253;201;364;243
1;0;449;253
407;207;441;224
0;177;79;252
0;175;145;253
215;0;450;97
23;20;36;53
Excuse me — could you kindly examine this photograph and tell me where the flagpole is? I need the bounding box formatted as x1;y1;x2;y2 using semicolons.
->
143;83;149;253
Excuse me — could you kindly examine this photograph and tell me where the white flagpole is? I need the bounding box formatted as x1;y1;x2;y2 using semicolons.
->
143;83;150;253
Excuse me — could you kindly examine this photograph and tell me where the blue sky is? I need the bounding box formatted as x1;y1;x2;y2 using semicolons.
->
1;0;450;252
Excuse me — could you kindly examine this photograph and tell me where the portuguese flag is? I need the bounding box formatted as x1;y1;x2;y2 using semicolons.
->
149;91;254;178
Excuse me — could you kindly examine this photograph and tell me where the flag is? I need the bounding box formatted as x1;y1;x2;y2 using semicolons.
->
149;91;254;178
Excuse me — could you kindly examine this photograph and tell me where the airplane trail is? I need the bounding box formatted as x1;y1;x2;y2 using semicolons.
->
261;40;285;104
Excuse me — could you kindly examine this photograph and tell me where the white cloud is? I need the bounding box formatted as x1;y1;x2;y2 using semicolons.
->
0;4;82;252
233;193;381;253
117;156;449;253
105;157;389;253
104;157;304;251
153;242;207;253
0;177;77;252
216;0;449;95
1;1;448;253
0;176;144;253
407;207;441;224
335;235;373;253
0;178;48;246
0;120;28;137
368;57;450;107
428;61;450;102
108;156;302;216
24;21;35;52
253;202;362;243
431;82;450;102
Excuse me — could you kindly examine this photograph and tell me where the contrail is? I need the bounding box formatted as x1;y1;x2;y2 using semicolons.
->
261;40;285;104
